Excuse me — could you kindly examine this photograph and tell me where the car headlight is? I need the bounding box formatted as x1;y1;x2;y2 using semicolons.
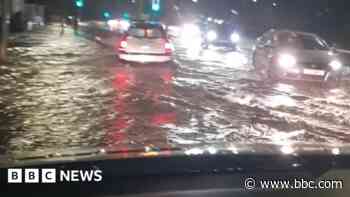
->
206;30;217;42
119;20;130;31
182;24;201;37
329;60;342;70
230;32;240;43
278;54;297;68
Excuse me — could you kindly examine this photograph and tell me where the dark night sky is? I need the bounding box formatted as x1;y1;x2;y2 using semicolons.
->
31;0;350;18
33;0;350;25
30;0;350;45
177;0;350;41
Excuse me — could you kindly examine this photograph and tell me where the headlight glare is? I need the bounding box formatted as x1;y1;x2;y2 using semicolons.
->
329;60;342;70
206;30;217;42
231;33;240;43
278;54;297;68
182;24;201;37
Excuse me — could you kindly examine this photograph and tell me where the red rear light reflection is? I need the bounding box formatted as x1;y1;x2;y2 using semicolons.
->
163;39;173;55
151;112;177;125
114;71;132;91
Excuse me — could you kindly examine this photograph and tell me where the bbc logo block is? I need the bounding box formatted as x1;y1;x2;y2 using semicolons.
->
8;169;22;183
25;169;39;183
42;169;56;183
7;168;102;183
7;168;56;183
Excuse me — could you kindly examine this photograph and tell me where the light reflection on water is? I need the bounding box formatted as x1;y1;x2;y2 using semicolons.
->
2;25;350;157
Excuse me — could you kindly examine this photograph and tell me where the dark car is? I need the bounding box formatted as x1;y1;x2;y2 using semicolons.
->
200;20;239;50
253;29;343;83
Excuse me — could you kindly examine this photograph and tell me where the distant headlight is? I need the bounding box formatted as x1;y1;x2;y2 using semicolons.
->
119;20;130;31
182;24;201;37
181;24;202;48
230;32;240;43
278;54;297;68
206;30;217;42
329;60;342;70
107;19;119;29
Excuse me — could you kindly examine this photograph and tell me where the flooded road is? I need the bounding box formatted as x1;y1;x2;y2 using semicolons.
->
1;25;350;157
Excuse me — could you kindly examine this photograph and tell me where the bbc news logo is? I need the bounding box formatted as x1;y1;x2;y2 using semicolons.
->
7;169;103;183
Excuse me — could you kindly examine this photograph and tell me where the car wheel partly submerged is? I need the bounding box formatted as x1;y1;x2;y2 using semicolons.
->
202;43;209;49
252;52;258;69
231;44;237;51
324;74;342;88
253;54;280;81
267;67;281;81
253;53;266;78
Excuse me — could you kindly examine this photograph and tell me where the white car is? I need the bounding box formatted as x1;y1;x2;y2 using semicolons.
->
116;22;174;63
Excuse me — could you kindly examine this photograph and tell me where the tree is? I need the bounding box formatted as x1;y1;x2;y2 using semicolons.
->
0;0;10;62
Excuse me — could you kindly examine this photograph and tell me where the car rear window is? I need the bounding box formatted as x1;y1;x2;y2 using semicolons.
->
128;27;164;39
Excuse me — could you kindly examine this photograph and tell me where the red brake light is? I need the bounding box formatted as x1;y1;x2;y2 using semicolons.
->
117;35;128;52
120;41;128;48
163;39;173;55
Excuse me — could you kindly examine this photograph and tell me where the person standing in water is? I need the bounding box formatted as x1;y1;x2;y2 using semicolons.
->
60;17;65;36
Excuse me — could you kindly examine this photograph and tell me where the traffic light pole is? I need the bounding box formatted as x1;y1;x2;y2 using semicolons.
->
73;0;84;34
0;0;10;62
74;8;82;34
137;0;144;19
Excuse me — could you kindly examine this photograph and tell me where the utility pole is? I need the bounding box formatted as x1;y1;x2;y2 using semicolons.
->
137;0;144;19
0;0;10;62
74;0;84;34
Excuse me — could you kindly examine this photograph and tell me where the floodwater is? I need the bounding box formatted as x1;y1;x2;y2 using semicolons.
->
1;25;350;159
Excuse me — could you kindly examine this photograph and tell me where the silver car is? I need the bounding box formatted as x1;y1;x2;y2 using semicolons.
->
116;22;174;63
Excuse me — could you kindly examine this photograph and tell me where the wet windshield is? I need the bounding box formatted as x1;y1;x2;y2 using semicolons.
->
2;0;350;165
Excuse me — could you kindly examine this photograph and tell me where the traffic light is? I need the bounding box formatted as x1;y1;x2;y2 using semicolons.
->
103;11;111;19
75;0;84;8
122;12;130;20
152;0;160;11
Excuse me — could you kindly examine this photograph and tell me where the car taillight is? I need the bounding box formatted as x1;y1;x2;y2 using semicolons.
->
120;41;128;49
117;35;128;52
163;39;173;55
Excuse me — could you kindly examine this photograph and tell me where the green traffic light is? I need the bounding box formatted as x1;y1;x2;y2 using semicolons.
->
122;12;130;20
152;0;160;11
152;4;160;11
76;0;84;8
103;12;111;18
